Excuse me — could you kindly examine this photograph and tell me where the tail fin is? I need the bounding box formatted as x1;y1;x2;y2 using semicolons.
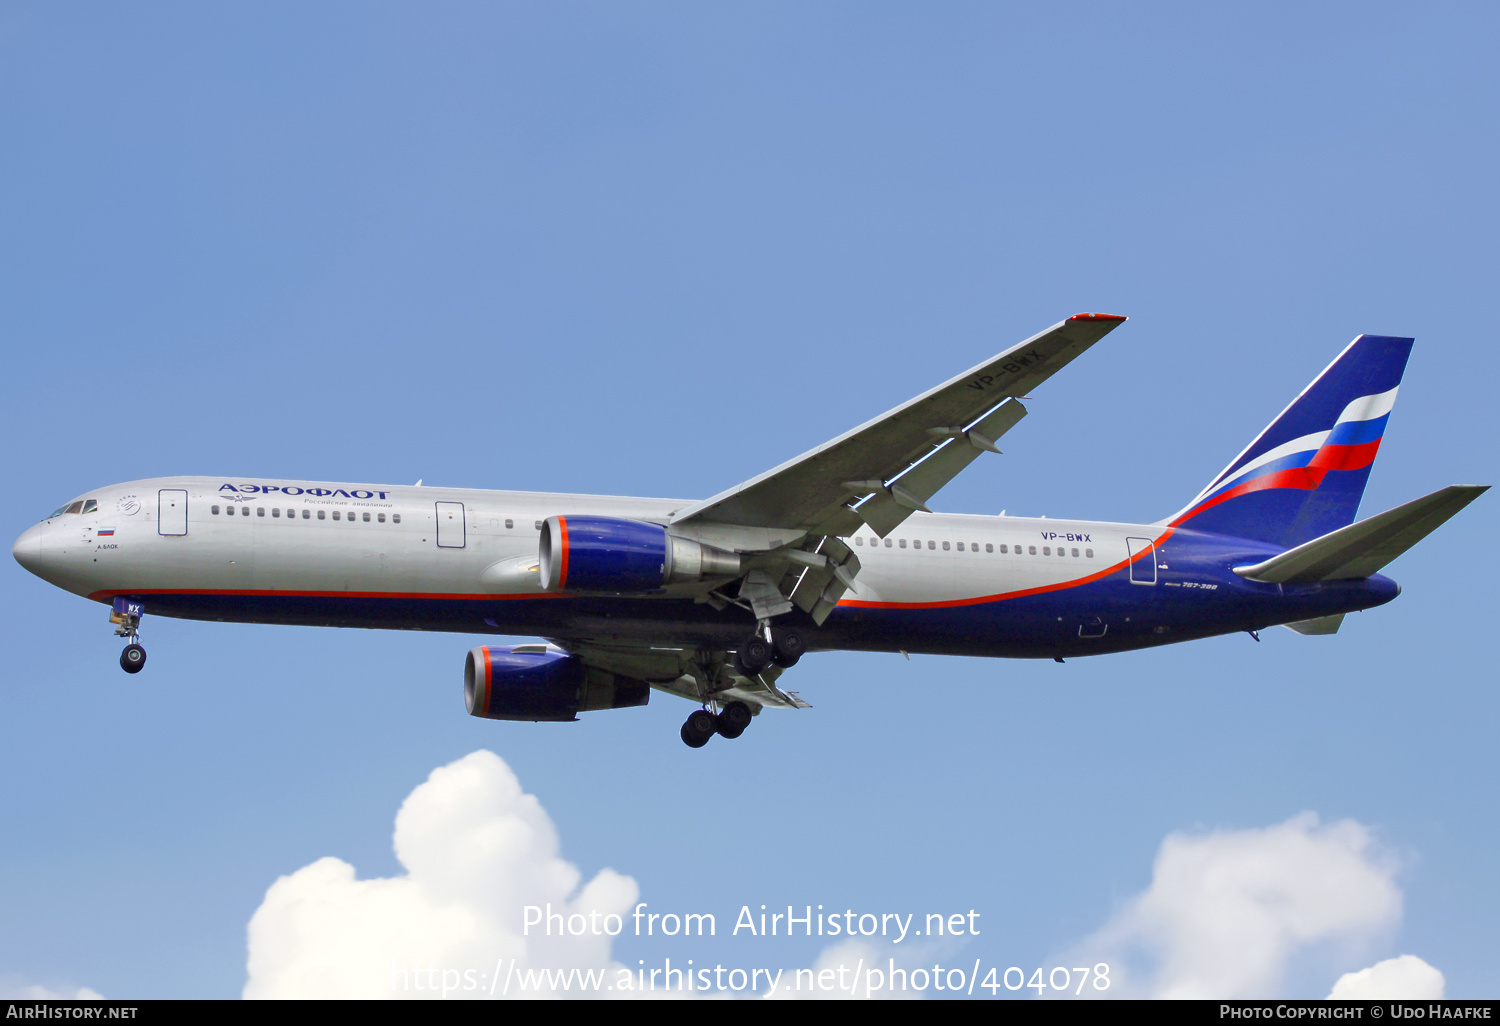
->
1167;334;1414;547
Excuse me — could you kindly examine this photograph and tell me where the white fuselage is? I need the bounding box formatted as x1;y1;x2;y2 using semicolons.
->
16;475;1166;613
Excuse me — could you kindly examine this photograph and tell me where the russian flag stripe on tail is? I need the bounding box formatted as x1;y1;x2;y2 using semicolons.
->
1166;335;1413;548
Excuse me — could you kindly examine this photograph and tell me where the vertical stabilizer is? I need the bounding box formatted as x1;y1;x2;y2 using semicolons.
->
1166;334;1413;547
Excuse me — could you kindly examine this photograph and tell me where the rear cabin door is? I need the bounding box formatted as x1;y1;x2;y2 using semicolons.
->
435;501;466;548
1127;536;1156;584
158;489;188;536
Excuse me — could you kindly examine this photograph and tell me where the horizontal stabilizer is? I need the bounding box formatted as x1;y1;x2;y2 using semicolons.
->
1234;485;1488;584
1283;614;1345;635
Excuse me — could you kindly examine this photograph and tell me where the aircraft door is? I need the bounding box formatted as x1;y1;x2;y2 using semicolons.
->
158;489;188;536
436;501;466;548
1127;537;1156;584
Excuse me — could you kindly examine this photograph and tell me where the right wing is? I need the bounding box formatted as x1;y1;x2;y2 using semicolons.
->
670;314;1127;538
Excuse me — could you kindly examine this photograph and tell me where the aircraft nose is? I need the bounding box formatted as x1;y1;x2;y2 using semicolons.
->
12;522;46;575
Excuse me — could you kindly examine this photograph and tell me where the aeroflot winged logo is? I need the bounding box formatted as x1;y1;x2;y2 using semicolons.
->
218;483;394;500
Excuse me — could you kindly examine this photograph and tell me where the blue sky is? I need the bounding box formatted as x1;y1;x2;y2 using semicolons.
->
1;2;1495;999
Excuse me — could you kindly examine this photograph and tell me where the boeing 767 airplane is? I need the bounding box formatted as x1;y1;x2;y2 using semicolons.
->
13;315;1486;747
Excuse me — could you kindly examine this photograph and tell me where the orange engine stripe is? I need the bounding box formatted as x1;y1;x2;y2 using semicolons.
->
480;646;493;708
556;516;570;590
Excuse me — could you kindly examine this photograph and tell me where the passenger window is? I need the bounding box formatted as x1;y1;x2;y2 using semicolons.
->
302;509;310;519
955;542;963;551
1086;548;1094;558
211;505;220;515
855;537;863;546
257;507;265;517
363;512;371;522
942;541;951;551
1043;546;1050;555
899;539;907;549
534;520;542;529
986;543;994;553
999;544;1007;553
332;511;340;521
1072;548;1079;557
272;509;280;518
1028;545;1036;555
241;506;249;516
884;538;892;547
393;514;401;524
927;540;935;550
378;513;386;523
318;510;326;520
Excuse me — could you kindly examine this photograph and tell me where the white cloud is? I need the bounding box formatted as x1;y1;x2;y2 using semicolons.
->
1328;955;1444;1000
245;749;939;1001
0;982;103;999
1069;812;1404;998
244;750;638;999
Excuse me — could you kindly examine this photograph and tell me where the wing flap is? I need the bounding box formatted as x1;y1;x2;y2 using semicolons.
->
1234;485;1488;583
856;399;1028;536
789;537;860;625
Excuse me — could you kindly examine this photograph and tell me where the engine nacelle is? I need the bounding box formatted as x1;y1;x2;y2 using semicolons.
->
465;645;650;722
538;515;740;592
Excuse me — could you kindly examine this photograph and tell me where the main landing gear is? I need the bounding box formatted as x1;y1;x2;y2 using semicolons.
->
680;700;755;749
110;598;146;674
732;624;805;676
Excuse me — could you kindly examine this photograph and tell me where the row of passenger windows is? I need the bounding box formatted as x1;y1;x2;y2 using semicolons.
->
853;535;1094;558
210;505;401;524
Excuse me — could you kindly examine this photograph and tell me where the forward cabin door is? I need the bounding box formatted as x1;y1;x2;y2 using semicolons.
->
158;489;188;536
435;501;466;548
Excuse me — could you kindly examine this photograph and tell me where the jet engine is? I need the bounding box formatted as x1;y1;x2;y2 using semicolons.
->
538;515;740;592
464;645;650;722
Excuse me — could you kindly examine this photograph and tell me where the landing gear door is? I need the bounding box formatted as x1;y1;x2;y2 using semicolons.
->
1127;536;1156;584
436;501;466;548
158;489;188;536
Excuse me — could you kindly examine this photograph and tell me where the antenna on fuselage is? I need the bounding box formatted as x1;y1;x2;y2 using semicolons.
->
414;479;423;486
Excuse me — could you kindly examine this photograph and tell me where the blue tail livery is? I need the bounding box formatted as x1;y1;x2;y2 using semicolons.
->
1166;334;1414;547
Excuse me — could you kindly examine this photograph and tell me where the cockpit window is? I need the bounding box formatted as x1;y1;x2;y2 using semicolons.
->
47;500;90;519
81;499;97;514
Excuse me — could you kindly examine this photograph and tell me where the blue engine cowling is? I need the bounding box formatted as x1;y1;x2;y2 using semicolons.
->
464;645;651;722
538;515;741;592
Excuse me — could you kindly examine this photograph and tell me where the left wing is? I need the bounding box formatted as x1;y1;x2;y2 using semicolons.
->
670;313;1126;538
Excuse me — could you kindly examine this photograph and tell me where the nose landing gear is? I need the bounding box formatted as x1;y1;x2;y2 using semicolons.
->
110;597;146;674
120;644;146;673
